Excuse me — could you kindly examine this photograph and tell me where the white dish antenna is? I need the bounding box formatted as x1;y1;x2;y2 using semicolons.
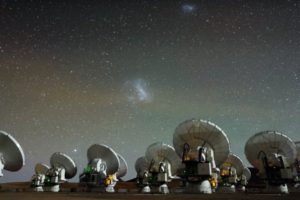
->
50;152;77;179
116;154;128;178
35;163;50;175
173;119;230;166
221;153;245;177
244;131;297;169
145;142;182;175
87;144;120;175
0;131;25;175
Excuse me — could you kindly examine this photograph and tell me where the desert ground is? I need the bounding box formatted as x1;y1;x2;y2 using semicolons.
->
1;182;300;200
1;192;300;200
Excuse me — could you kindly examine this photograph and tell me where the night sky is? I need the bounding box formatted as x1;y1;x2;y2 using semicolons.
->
0;0;299;182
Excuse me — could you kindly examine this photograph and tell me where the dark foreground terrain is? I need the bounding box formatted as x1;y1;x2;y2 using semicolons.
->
1;182;300;200
1;192;300;200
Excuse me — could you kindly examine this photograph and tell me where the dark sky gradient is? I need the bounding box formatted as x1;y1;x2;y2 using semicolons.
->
0;0;299;182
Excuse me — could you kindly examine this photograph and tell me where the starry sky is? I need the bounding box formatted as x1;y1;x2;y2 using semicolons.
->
0;0;299;182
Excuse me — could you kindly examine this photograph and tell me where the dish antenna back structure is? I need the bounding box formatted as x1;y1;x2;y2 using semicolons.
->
145;142;182;178
31;163;50;192
173;119;230;193
245;131;297;193
220;153;245;179
135;156;152;193
46;152;77;192
50;152;77;179
87;144;120;176
219;153;251;191
80;144;127;192
35;163;50;175
135;156;150;178
0;131;25;177
143;142;182;193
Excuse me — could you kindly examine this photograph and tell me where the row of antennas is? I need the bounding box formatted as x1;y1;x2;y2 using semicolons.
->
135;119;300;194
1;119;300;194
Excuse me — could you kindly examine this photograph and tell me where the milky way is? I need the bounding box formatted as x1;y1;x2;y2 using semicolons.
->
0;1;299;182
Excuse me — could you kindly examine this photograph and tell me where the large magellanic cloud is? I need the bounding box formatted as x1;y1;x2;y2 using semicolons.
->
122;78;153;105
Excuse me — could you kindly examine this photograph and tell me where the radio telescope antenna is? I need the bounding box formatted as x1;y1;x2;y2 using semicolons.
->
87;144;120;175
145;142;182;176
221;153;245;177
219;153;251;191
81;144;122;193
32;163;50;192
173;119;230;166
0;131;25;176
244;130;296;194
43;152;77;192
135;156;150;177
172;119;231;194
50;152;77;179
245;131;297;169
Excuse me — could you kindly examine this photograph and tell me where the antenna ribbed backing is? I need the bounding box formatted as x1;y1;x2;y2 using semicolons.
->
221;153;245;176
35;163;50;174
0;131;25;171
145;142;181;175
87;144;120;175
135;156;150;176
173;119;230;166
244;131;297;169
50;152;77;179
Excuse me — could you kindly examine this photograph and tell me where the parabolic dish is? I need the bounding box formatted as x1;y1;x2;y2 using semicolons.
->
145;142;181;175
296;141;300;161
173;119;230;166
87;144;120;175
243;167;251;181
221;153;245;176
35;163;50;174
135;156;150;176
50;152;77;179
0;131;25;171
116;154;128;178
244;131;297;169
